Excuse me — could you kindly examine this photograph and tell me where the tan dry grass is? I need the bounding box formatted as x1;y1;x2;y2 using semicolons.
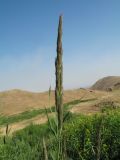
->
0;89;109;115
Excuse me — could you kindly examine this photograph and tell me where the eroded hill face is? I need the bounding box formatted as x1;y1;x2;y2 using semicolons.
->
91;76;120;91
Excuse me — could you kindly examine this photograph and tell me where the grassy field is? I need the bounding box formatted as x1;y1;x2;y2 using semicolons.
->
0;107;119;160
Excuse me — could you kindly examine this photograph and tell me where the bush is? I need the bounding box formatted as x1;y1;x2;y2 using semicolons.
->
63;110;120;160
0;109;119;160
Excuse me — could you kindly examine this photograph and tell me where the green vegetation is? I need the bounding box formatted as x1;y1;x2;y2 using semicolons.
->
0;109;45;126
0;108;119;160
63;109;120;160
0;98;96;126
55;15;63;131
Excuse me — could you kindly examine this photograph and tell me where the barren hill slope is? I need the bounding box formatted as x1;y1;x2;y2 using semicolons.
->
0;89;107;115
91;76;120;91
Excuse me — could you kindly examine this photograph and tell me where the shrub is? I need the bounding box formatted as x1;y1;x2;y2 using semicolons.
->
0;109;119;160
63;110;120;160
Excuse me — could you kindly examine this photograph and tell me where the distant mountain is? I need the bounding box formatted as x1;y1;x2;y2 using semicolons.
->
91;76;120;91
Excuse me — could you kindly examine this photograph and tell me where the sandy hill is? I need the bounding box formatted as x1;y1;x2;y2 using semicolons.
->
91;76;120;91
0;88;120;134
0;89;55;116
0;89;107;116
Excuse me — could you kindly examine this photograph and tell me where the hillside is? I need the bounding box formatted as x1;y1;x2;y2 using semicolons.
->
0;88;120;135
91;76;120;91
0;89;108;116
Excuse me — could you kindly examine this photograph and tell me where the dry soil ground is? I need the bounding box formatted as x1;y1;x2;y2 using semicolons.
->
0;89;120;134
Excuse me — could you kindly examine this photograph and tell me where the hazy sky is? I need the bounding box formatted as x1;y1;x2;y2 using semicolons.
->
0;0;120;92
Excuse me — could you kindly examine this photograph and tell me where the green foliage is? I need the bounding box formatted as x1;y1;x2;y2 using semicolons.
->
0;108;119;159
0;109;45;126
55;15;63;131
0;123;49;160
63;110;120;160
